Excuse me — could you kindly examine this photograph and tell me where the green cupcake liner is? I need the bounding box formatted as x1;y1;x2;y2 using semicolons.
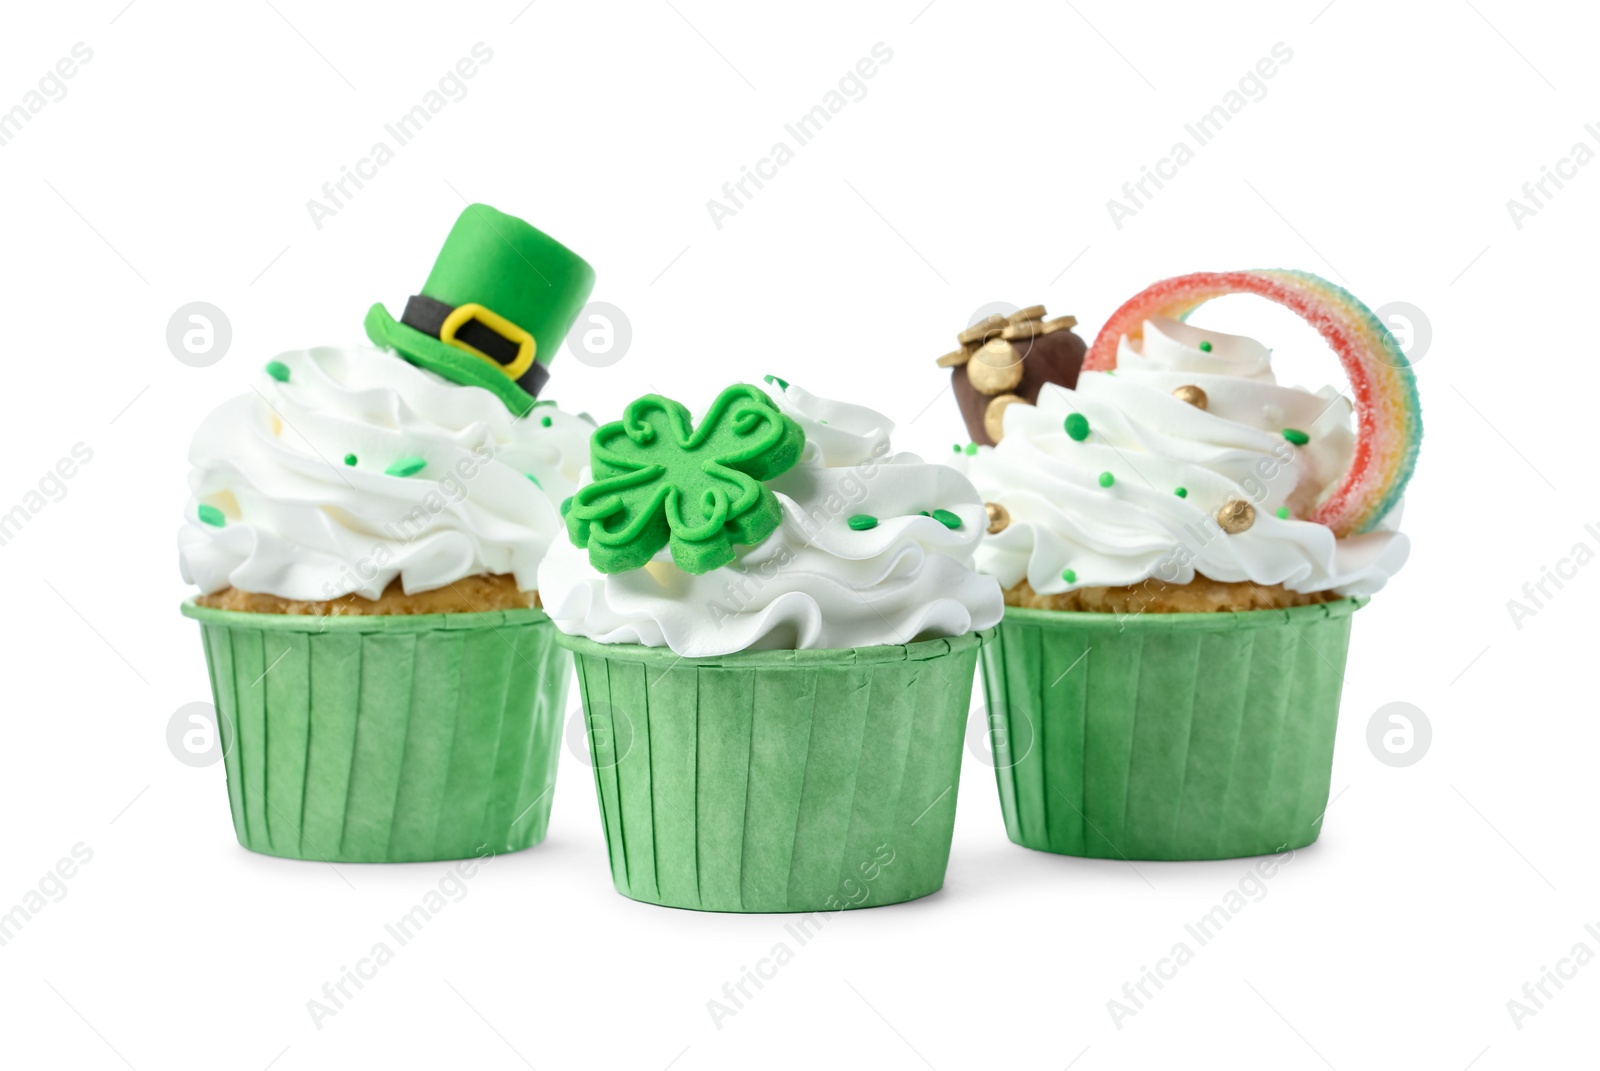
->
979;599;1366;861
181;602;570;863
559;630;993;912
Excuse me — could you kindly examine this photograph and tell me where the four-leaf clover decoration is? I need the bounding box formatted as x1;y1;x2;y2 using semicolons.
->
565;383;806;575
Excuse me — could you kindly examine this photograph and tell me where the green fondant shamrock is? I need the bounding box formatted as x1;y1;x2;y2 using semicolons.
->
566;384;805;575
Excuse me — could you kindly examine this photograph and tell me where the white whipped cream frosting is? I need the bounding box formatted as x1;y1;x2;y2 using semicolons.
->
537;383;1004;656
958;317;1408;597
178;345;592;601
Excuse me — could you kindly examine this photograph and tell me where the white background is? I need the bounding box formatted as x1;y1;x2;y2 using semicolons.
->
0;0;1592;1067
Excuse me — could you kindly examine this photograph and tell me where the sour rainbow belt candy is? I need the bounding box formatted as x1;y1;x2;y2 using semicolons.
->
1085;269;1421;538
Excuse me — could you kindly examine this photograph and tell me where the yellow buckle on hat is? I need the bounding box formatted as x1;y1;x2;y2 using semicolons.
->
439;302;536;380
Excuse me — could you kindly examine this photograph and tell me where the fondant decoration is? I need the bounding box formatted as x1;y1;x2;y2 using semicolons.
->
937;304;1087;445
365;204;595;417
983;393;1026;442
565;384;805;575
1085;269;1420;537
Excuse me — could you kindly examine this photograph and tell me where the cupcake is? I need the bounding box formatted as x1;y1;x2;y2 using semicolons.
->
538;379;1003;911
179;205;595;863
958;269;1419;861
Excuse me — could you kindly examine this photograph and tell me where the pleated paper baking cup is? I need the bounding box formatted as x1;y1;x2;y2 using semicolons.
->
979;599;1366;861
559;630;993;912
181;602;570;863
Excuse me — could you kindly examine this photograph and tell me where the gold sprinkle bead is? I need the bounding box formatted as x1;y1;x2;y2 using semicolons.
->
984;501;1011;534
958;314;1009;346
967;339;1024;394
1172;384;1208;410
1007;305;1047;323
984;393;1027;442
1215;499;1256;534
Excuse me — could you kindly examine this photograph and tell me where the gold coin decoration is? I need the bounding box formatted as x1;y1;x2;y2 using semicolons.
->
967;339;1023;394
1172;384;1208;410
984;393;1026;442
1040;315;1078;335
984;502;1011;534
1001;319;1045;341
1215;499;1256;534
936;348;971;368
1008;305;1047;323
958;314;1009;346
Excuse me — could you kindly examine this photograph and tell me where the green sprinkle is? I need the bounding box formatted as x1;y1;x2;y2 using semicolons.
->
1276;506;1290;519
1064;412;1091;441
343;453;357;466
1062;568;1077;584
385;456;428;478
964;442;979;456
560;496;573;517
540;416;553;428
932;508;962;530
526;473;542;488
764;374;790;390
848;514;878;531
952;443;962;453
1174;486;1188;498
264;360;290;383
1098;471;1115;488
1199;340;1213;353
198;504;226;528
1282;427;1310;446
919;510;931;517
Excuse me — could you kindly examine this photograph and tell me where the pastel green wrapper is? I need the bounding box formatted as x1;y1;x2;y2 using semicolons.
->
182;603;569;863
979;599;1365;861
560;630;992;912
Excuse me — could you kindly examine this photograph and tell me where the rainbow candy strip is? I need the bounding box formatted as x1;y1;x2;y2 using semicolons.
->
1085;269;1421;538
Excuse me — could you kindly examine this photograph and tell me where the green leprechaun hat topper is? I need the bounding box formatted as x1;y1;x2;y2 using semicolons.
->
365;204;595;416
